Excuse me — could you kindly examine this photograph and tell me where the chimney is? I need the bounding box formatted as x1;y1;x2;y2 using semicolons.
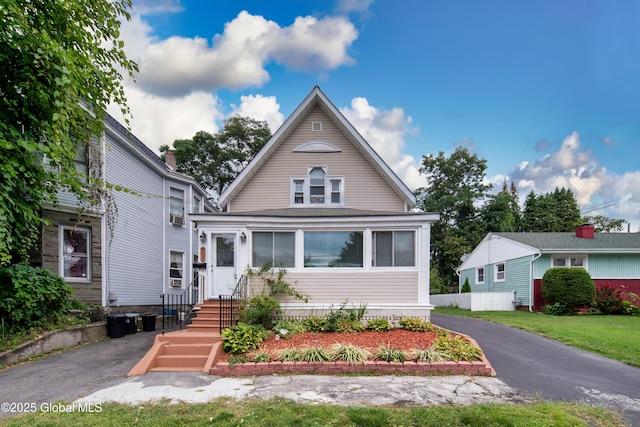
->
165;151;176;170
576;223;595;239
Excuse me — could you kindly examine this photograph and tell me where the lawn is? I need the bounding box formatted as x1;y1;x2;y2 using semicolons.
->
433;307;640;367
0;398;627;427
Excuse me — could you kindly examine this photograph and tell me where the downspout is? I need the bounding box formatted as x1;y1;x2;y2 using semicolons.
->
529;252;542;312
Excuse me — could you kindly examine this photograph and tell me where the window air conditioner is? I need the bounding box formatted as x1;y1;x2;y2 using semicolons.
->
170;214;184;226
170;279;182;288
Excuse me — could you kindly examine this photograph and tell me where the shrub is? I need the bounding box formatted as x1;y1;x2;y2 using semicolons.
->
366;318;391;332
399;317;434;332
461;277;471;293
543;302;571;316
221;322;268;354
240;295;282;329
541;267;596;312
592;284;624;314
299;346;332;362
432;335;482;362
277;347;303;362
0;264;77;331
336;318;364;334
250;350;271;363
621;301;640;316
323;302;367;332
411;347;448;362
302;316;327;332
375;344;407;363
273;319;307;337
330;343;371;364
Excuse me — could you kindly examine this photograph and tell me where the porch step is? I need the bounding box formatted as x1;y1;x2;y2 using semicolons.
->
152;354;209;369
161;343;212;356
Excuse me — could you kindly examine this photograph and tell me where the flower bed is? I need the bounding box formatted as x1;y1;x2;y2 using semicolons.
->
211;328;495;377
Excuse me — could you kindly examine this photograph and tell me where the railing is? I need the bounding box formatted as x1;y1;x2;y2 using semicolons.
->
162;272;200;334
218;274;248;332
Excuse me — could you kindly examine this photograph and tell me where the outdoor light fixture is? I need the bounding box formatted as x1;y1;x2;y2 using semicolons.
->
199;231;206;242
240;231;247;242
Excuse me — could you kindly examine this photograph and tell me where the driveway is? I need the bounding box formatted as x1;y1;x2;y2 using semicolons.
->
432;313;640;426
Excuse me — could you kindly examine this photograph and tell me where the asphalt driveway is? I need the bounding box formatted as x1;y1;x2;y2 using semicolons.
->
432;313;640;425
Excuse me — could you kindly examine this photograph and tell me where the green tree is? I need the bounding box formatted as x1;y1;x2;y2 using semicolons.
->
582;215;626;233
521;188;581;232
0;0;137;265
481;181;520;233
160;116;271;196
461;277;471;293
415;146;492;287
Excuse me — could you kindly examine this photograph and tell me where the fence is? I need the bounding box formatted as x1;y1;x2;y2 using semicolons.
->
430;291;516;311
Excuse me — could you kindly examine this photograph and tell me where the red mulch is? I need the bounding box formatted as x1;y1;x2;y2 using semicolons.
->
219;329;439;361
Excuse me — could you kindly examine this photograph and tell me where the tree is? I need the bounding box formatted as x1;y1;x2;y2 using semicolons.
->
415;146;492;287
0;0;137;265
160;116;271;197
521;188;581;232
481;182;520;233
582;215;626;233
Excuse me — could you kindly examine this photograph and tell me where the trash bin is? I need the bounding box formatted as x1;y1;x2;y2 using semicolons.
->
141;314;157;332
106;314;127;338
125;313;138;334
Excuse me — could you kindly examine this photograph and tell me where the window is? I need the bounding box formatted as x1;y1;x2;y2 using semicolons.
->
192;195;201;213
252;232;295;267
291;167;343;206
372;231;415;267
494;262;505;281
169;251;183;287
476;267;485;284
60;226;90;281
74;144;88;182
553;256;585;268
170;187;184;225
312;121;322;131
304;231;363;268
216;235;235;267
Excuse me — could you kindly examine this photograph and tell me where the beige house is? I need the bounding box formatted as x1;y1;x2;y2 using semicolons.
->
192;86;439;320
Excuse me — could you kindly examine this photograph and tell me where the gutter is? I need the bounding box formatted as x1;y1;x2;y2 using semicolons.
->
529;252;542;312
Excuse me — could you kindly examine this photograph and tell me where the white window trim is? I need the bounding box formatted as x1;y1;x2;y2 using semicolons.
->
551;254;588;269
290;167;344;207
494;262;506;282
59;226;91;283
251;231;296;268
371;230;416;268
169;250;185;288
169;187;185;226
476;267;485;284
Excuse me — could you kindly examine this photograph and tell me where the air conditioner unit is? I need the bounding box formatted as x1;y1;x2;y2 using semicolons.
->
170;214;184;226
170;278;182;288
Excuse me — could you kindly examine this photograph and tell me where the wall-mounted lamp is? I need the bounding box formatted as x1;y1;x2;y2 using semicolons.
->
199;231;206;242
240;231;247;242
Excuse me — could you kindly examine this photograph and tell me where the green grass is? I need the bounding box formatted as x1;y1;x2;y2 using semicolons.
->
0;398;627;427
433;307;640;367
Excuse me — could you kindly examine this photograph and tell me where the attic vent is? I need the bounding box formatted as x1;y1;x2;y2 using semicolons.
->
311;121;322;131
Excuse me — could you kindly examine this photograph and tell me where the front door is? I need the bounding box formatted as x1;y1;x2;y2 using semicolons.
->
210;233;237;298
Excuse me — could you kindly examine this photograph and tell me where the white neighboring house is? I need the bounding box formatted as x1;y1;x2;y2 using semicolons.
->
192;86;440;320
35;114;213;313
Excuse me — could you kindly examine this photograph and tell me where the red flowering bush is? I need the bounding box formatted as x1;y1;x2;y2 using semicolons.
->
592;284;624;314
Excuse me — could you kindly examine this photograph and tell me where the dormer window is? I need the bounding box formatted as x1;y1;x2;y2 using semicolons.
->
291;167;344;206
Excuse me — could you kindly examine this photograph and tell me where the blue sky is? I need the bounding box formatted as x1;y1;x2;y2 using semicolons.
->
110;0;640;229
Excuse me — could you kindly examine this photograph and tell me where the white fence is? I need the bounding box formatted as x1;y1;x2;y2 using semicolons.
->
430;291;516;311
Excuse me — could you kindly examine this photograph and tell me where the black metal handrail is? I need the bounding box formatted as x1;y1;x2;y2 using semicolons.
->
162;272;200;334
218;274;248;332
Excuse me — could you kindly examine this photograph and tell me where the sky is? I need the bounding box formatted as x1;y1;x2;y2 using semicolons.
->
108;0;640;231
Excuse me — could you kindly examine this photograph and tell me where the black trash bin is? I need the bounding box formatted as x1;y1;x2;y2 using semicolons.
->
106;314;127;338
125;313;138;334
141;314;157;332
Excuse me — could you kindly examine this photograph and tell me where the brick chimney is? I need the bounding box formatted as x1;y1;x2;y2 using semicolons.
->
576;224;595;239
165;151;176;170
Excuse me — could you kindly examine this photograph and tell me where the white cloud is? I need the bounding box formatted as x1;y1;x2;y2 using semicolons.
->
120;10;358;98
505;131;640;230
336;0;375;14
230;94;285;133
340;97;424;191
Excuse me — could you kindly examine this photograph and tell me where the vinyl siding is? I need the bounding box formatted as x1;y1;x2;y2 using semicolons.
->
466;255;532;305
254;270;419;304
230;106;406;212
534;253;640;279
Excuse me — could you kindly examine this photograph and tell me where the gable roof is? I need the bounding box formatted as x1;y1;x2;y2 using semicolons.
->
218;86;416;209
494;232;640;253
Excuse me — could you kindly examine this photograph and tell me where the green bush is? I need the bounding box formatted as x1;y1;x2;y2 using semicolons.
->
543;302;571;316
272;318;307;337
375;344;407;362
240;294;282;329
432;335;482;362
335;318;364;333
399;316;434;332
366;318;391;332
541;267;596;312
461;277;471;293
302;316;327;332
221;322;268;354
0;264;77;331
323;302;367;332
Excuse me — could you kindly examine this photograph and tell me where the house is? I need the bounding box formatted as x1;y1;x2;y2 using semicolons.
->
457;224;640;310
32;114;213;313
191;86;440;320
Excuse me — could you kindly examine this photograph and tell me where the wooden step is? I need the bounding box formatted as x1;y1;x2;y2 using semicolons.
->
161;343;212;356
